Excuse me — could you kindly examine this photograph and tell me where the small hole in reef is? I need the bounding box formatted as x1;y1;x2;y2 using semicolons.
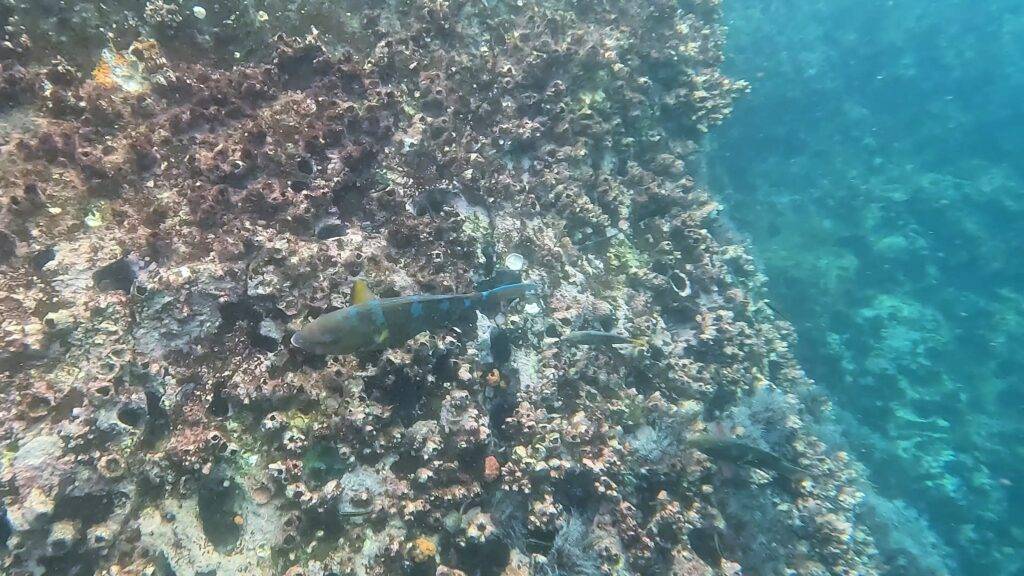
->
208;384;229;418
197;471;242;552
489;329;513;365
31;248;55;270
688;526;725;567
390;453;422;476
25;396;51;415
116;405;146;428
93;258;137;293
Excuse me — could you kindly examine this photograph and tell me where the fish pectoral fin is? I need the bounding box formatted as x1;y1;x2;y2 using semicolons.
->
351;278;377;305
374;328;390;344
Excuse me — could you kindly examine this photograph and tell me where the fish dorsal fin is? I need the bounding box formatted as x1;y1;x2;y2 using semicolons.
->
351;279;377;305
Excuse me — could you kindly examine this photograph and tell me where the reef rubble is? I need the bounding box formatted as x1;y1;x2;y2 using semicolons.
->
1;1;882;575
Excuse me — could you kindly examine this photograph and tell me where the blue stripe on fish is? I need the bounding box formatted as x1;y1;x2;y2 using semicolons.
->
369;299;386;328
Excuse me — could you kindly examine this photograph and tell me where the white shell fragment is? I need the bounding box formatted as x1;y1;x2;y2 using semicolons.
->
192;5;207;19
504;252;525;271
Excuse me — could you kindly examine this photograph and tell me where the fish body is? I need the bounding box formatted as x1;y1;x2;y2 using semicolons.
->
559;330;644;347
687;435;807;479
292;281;535;355
337;508;373;517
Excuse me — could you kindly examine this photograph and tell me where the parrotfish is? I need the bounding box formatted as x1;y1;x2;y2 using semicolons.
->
292;279;536;355
686;435;808;479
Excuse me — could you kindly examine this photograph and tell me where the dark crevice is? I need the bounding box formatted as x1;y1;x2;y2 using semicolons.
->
116;403;147;428
688;526;725;568
54;492;118;526
93;257;137;293
197;470;242;552
0;507;11;547
207;383;229;418
140;388;171;449
31;247;55;270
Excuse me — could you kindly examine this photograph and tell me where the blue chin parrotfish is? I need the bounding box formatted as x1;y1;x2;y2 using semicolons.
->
291;279;536;355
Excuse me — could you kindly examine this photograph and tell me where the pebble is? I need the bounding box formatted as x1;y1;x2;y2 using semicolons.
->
192;5;207;19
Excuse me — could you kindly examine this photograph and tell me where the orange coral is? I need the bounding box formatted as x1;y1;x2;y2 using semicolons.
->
408;536;437;563
128;38;165;69
483;455;501;482
91;58;117;89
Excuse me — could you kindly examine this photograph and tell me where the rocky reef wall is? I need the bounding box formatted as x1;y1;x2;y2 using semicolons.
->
2;1;880;575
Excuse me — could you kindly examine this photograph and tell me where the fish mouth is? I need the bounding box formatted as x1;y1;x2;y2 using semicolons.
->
290;332;305;349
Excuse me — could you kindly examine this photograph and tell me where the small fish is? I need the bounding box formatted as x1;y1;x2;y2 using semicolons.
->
292;279;536;355
559;330;646;348
686;435;808;479
337;508;373;518
474;269;523;292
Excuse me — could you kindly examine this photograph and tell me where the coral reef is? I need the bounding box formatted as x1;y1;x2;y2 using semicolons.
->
1;1;881;575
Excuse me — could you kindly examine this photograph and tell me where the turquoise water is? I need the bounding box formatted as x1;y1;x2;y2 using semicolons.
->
710;1;1024;574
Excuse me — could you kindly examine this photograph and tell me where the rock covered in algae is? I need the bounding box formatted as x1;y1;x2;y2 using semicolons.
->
0;1;882;575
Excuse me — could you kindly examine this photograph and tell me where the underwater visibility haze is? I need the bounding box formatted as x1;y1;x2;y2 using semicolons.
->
710;1;1024;574
0;0;1017;575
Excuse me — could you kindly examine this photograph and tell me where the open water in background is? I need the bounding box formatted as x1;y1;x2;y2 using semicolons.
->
709;1;1024;574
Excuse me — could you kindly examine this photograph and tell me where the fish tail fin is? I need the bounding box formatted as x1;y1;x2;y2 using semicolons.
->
780;461;812;481
764;453;811;481
479;282;537;305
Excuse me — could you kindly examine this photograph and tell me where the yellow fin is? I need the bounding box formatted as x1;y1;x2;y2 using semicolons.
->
351;279;377;305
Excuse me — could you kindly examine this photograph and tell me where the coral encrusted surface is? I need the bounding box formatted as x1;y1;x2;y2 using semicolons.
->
1;1;881;575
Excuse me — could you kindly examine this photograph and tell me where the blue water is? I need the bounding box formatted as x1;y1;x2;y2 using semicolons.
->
709;1;1024;574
